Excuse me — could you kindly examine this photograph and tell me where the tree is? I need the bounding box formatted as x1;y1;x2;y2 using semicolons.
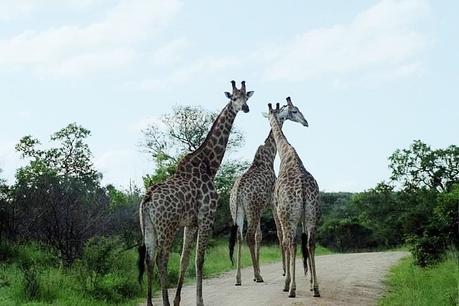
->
388;140;459;266
140;105;244;162
389;140;459;192
12;123;109;264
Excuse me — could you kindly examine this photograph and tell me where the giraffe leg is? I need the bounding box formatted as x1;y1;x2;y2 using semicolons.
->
255;222;264;282
288;238;297;298
308;252;313;291
246;222;262;282
273;209;286;276
195;227;211;306
174;226;197;306
309;231;320;297
235;229;243;285
283;236;291;292
156;248;171;306
144;214;157;306
146;254;154;306
234;209;244;286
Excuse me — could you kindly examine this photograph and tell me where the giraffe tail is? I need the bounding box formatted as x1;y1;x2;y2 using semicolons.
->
301;232;309;275
229;224;238;266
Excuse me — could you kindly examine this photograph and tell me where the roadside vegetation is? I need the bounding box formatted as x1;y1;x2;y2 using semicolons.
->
380;250;458;306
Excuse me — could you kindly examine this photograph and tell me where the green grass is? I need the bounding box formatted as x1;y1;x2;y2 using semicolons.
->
0;239;331;305
379;251;459;306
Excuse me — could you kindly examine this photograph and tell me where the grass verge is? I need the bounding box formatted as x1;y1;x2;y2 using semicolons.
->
379;250;458;306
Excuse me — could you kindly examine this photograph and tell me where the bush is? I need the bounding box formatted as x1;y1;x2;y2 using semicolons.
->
407;234;445;267
318;218;381;252
75;236;141;302
406;185;458;266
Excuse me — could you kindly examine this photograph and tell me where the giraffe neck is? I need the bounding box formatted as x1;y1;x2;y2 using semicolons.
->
184;102;237;178
268;115;290;160
252;128;280;167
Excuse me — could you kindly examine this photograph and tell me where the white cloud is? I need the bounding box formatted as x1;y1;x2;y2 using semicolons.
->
0;0;182;77
263;0;430;82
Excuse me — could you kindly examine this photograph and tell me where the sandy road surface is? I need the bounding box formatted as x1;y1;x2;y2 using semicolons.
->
147;251;408;306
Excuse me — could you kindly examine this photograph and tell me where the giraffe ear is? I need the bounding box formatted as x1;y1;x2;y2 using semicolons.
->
224;92;232;99
246;91;254;98
261;112;269;118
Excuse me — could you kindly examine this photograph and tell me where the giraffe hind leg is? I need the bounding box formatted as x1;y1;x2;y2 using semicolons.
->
174;226;197;306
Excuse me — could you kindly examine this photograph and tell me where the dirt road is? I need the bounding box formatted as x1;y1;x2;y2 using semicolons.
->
149;251;408;306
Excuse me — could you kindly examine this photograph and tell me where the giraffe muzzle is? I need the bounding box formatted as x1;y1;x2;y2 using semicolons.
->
242;104;249;113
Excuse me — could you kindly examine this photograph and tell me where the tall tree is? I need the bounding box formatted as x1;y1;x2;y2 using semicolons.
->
12;123;109;264
140;105;244;162
389;140;459;192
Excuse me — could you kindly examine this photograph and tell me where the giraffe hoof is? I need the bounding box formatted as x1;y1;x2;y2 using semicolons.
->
235;282;241;286
288;291;296;298
282;273;285;276
283;288;289;292
313;288;321;297
256;279;264;283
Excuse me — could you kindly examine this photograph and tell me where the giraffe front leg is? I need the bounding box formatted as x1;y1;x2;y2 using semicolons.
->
174;226;197;306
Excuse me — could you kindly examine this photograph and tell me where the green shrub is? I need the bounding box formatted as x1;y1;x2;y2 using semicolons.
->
318;218;381;252
75;236;142;302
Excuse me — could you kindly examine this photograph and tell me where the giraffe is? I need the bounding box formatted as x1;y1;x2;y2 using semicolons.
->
138;81;254;306
228;102;308;286
264;97;321;298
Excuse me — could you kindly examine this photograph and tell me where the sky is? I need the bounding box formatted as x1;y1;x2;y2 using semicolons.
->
0;0;458;192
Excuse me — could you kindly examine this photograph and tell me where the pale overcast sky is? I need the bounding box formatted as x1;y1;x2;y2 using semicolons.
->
0;0;457;192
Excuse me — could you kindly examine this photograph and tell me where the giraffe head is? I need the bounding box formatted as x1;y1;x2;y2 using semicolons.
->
264;97;308;127
224;80;254;113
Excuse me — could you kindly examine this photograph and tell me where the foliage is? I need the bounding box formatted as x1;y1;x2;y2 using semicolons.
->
106;184;143;245
406;185;459;266
389;140;458;192
75;236;141;302
318;217;380;252
379;251;458;306
140;105;244;161
10;123;110;265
